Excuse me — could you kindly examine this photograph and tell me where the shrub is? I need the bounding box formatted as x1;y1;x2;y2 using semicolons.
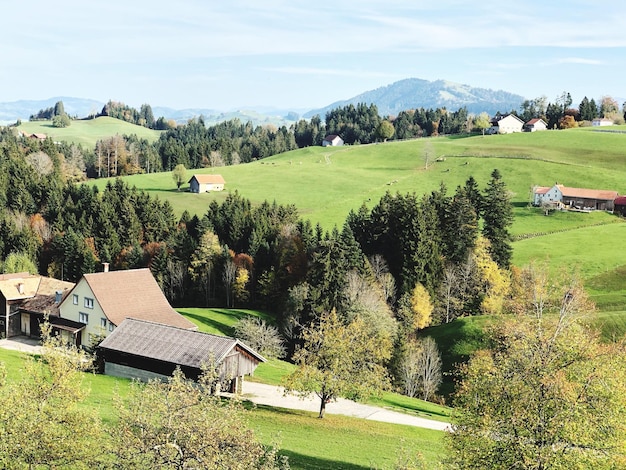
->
234;317;286;359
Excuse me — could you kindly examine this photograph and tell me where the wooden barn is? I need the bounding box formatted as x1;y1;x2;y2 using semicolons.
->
98;318;265;391
188;174;225;193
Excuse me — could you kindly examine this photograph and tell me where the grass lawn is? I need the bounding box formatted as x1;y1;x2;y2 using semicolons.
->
18;117;162;147
0;346;446;469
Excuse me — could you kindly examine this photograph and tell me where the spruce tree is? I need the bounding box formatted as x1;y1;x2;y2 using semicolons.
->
482;169;513;268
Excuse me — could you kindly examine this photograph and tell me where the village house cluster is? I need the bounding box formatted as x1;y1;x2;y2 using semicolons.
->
0;266;264;390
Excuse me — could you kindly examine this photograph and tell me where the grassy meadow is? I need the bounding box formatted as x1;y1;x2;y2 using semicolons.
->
0;305;450;469
18;117;162;147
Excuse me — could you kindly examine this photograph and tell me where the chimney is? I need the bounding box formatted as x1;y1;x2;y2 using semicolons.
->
55;290;63;304
17;283;24;295
103;262;109;273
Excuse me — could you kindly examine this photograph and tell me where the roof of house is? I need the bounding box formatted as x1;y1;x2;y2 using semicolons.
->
559;186;618;201
189;174;225;185
534;186;551;195
526;118;546;125
491;114;524;125
0;274;40;301
99;318;265;369
614;196;626;206
77;268;196;329
323;134;341;141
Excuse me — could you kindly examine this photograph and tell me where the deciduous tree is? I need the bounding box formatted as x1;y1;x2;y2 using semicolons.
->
284;309;391;418
447;271;626;469
172;163;187;190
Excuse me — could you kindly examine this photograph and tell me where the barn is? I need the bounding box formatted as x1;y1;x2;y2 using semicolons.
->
188;174;225;193
614;196;626;216
98;318;265;391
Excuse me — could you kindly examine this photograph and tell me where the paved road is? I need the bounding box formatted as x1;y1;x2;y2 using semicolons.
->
241;381;450;431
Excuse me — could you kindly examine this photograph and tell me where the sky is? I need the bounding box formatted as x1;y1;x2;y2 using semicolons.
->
2;0;626;112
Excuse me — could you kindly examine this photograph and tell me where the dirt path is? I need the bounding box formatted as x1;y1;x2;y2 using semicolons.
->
241;381;450;431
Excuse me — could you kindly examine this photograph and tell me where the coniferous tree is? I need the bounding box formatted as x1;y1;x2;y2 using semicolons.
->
482;169;513;268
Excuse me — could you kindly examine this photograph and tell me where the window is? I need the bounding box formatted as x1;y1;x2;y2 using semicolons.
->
100;318;107;328
84;297;94;309
79;312;89;324
108;323;115;332
73;294;78;305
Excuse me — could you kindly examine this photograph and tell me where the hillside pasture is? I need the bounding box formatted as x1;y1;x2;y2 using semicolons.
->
89;128;626;232
19;116;162;147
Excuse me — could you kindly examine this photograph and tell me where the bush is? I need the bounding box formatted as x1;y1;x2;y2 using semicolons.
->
234;317;286;359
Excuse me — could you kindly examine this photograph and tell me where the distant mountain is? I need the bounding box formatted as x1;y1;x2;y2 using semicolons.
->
0;97;300;127
303;78;526;118
0;96;104;122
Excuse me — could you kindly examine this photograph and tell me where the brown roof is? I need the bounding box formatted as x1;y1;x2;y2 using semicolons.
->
560;186;618;201
534;186;551;195
80;268;196;329
0;274;41;301
526;118;545;125
99;318;265;368
189;174;225;185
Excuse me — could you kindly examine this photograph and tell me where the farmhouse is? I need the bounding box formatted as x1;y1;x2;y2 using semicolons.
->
59;267;196;348
489;114;524;134
524;118;548;132
533;184;618;211
322;134;344;147
592;118;613;127
0;273;75;340
98;318;265;391
188;174;225;193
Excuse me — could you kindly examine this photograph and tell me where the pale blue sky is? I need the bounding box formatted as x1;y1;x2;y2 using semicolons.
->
2;0;625;111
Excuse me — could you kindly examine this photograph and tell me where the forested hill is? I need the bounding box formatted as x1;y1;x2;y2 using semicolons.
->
304;78;525;118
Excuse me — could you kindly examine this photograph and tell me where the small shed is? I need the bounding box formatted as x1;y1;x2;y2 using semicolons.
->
322;135;344;147
592;118;613;127
98;318;265;391
188;174;225;193
614;196;626;216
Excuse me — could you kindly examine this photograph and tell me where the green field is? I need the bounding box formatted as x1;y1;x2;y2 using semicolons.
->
18;117;162;147
0;305;450;469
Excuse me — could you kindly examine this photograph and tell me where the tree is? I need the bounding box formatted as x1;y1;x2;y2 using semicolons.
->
406;282;434;330
52;113;71;128
112;367;287;469
189;230;222;306
234;316;286;359
2;251;38;274
0;324;107;468
376;120;395;142
172;163;187;191
400;337;442;401
600;95;619;117
482;169;513;268
447;271;626;469
473;112;491;136
284;309;391;418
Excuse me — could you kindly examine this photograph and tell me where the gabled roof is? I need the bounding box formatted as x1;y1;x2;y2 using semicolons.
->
323;134;341;141
491;114;524;125
69;268;196;329
526;118;546;126
99;318;265;368
533;186;551;195
0;274;41;301
188;174;225;184
560;187;618;200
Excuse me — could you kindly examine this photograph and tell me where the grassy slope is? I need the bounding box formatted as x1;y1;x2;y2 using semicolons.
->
19;117;162;147
0;333;446;469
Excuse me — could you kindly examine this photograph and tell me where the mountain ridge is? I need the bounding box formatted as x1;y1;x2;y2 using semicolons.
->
0;78;525;124
304;78;525;118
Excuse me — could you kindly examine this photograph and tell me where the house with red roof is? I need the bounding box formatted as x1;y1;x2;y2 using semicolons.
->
524;118;548;132
533;184;618;211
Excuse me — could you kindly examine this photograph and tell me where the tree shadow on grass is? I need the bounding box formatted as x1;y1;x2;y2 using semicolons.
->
278;450;371;470
178;311;236;336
